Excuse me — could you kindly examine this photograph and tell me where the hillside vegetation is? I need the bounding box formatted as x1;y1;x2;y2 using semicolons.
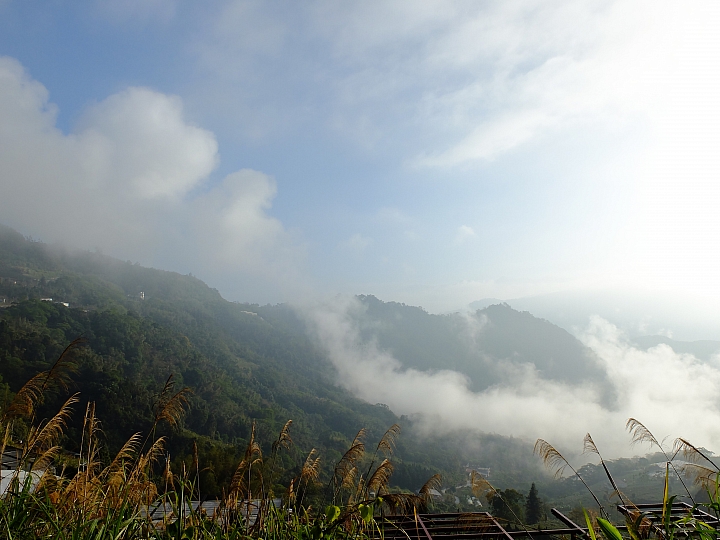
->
1;224;697;516
0;225;548;497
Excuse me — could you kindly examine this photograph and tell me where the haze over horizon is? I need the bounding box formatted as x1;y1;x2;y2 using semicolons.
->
2;3;720;336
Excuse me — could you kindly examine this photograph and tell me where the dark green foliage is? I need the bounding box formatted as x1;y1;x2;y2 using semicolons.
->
0;224;595;504
0;226;423;494
525;482;542;525
488;488;525;525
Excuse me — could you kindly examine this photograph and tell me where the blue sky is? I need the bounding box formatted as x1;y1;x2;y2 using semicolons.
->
2;0;720;323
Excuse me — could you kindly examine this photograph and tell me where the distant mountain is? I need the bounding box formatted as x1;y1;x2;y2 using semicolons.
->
354;295;615;404
473;290;720;342
467;298;504;311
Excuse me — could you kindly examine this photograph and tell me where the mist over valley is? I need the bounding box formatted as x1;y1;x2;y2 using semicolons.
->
1;3;719;531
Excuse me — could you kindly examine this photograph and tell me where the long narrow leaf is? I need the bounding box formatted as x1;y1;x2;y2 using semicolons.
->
597;517;624;540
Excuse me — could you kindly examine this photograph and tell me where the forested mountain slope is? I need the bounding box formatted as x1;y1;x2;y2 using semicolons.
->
353;295;615;404
0;225;552;496
0;224;692;513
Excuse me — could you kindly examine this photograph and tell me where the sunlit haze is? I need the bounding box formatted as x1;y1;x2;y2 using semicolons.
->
3;1;720;457
3;2;720;321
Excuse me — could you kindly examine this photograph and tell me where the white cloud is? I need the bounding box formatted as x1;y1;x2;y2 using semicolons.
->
189;169;295;275
0;56;301;300
304;296;720;457
78;87;218;200
197;1;720;171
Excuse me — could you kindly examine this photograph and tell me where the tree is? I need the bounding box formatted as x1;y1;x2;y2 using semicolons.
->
488;489;524;525
525;483;542;525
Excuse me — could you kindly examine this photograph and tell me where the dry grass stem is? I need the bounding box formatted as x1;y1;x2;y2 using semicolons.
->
419;473;442;505
367;458;393;493
674;438;719;471
534;439;571;478
376;424;400;457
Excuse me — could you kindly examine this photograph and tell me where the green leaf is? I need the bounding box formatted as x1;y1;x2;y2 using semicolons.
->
325;505;341;523
584;509;598;540
358;504;373;523
597;517;624;540
625;513;644;540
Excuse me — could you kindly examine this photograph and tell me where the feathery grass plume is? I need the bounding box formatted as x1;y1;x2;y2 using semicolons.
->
41;337;83;392
352;427;368;447
77;401;91;476
674;438;719;471
244;422;263;505
627;418;664;449
332;428;366;502
679;463;718;489
674;438;720;490
107;432;142;477
99;431;144;511
259;420;294;526
362;424;400;495
584;433;628;506
226;423;263;515
376;424;400;457
380;492;423;515
153;377;192;430
296;448;321;509
265;419;293;500
163;453;174;490
419;473;442;508
534;438;607;518
3;371;49;422
131;436;166;480
243;422;263;463
367;458;394;494
23;393;79;468
470;470;493;499
627;418;694;502
286;477;296;505
122;436;164;508
534;439;572;478
271;419;293;454
2;338;83;423
342;466;359;490
62;401;101;521
349;475;364;506
301;448;321;484
142;374;191;459
81;401;102;477
228;457;251;502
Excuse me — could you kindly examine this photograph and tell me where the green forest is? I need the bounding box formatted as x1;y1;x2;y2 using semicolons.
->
0;225;708;529
0;224;530;498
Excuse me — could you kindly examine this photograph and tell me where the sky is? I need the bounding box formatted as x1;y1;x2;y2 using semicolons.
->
2;1;720;334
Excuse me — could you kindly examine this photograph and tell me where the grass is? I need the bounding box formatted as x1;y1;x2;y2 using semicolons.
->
536;420;720;540
6;341;720;539
0;343;438;539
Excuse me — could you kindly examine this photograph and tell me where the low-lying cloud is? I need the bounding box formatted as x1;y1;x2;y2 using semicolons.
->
0;56;303;302
304;295;720;458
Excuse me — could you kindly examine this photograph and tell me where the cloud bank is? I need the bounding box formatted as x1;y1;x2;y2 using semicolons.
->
304;296;720;458
0;56;303;302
